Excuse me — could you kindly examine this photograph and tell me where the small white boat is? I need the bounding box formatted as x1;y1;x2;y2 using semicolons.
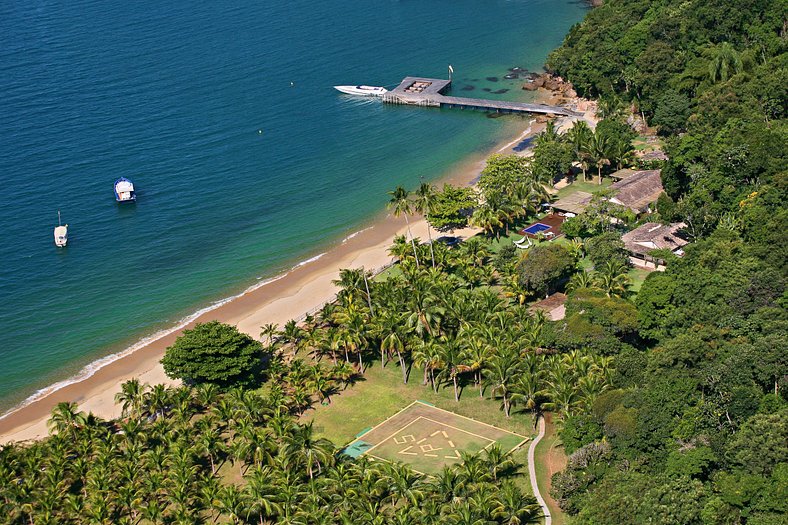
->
333;85;388;97
114;177;136;202
54;211;68;247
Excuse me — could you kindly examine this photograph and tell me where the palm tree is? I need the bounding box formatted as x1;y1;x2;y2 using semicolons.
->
566;270;594;293
610;137;635;170
414;182;438;268
331;361;357;390
708;41;743;83
380;321;408;383
260;323;278;347
217;485;251;524
483;444;515;482
462;337;490;397
48;402;87;437
483;352;520;417
493;480;542;524
593;261;631;297
436;339;469;402
115;379;146;419
246;466;283;524
284;422;334;480
471;204;504;239
590;130;611;185
388;186;420;268
308;371;336;405
510;371;546;424
412;341;442;390
566;120;594;181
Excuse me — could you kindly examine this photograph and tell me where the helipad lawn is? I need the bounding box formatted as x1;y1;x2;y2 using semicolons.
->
345;401;527;474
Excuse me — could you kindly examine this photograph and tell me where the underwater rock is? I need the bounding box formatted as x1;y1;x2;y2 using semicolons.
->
493;89;509;94
461;85;476;91
486;76;499;82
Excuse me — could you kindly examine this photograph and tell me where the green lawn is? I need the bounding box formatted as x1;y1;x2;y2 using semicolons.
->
627;266;651;293
350;401;527;475
306;360;536;447
555;178;612;200
304;360;537;491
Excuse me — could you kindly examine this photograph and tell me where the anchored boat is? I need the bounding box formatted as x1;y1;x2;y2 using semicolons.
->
333;85;387;97
114;177;136;202
54;211;68;247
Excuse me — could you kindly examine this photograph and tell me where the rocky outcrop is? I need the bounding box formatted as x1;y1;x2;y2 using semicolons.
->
523;73;577;99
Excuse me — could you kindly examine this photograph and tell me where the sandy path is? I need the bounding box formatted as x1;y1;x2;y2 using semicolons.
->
528;415;552;525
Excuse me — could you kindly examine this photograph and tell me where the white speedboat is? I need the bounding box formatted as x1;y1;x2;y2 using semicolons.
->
54;211;68;247
114;177;136;202
334;85;388;97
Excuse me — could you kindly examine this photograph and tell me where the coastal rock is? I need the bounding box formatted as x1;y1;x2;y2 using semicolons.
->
504;73;519;80
509;66;525;72
521;73;577;97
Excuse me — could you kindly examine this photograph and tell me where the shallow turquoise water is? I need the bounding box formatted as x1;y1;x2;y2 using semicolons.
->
0;0;586;411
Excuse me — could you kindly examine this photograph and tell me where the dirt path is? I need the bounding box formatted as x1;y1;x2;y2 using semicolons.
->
528;416;551;525
540;414;568;520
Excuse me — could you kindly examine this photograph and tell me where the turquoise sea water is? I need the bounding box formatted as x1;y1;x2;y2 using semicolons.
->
0;0;586;412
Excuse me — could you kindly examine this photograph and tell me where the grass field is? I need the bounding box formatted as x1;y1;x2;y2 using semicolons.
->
555;178;613;200
346;401;528;474
306;358;537;447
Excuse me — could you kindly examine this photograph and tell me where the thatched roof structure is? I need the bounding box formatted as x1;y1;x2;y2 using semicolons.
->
621;222;688;257
607;170;664;213
552;191;592;214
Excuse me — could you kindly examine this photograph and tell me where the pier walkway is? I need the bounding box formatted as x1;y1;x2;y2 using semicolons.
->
382;77;581;117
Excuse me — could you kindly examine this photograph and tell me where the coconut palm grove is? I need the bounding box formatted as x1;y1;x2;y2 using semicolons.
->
2;0;786;523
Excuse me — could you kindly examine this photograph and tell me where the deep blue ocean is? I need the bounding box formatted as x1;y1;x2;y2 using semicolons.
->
0;0;586;412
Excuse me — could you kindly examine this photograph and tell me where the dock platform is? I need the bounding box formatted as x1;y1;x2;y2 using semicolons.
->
382;77;581;117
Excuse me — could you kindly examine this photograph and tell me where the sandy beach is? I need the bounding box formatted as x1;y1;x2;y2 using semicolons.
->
0;90;594;444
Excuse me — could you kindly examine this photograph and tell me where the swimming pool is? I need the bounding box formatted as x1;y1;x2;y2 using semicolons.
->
523;223;551;235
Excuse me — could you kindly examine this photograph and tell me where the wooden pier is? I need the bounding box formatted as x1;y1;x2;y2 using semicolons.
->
381;77;581;117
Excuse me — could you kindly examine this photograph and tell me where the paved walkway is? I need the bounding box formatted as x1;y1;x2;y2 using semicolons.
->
528;415;551;525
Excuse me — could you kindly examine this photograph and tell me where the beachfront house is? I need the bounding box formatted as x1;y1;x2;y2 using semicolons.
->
621;222;689;269
551;169;665;217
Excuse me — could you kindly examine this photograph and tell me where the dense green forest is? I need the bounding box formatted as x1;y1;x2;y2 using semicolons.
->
547;0;787;523
1;0;786;523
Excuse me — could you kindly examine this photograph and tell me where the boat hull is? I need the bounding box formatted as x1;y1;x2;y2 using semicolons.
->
114;177;137;203
334;85;387;97
54;225;68;247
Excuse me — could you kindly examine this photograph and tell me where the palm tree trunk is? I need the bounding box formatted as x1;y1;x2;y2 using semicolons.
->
478;372;483;397
425;218;436;268
403;214;420;268
453;376;459;402
597;165;603;185
357;351;363;372
504;394;510;417
397;351;407;384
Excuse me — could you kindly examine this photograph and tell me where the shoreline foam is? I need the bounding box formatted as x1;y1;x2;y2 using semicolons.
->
0;94;586;443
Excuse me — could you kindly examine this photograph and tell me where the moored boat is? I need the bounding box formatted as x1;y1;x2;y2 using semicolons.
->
114;177;136;202
54;211;68;247
333;85;387;97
